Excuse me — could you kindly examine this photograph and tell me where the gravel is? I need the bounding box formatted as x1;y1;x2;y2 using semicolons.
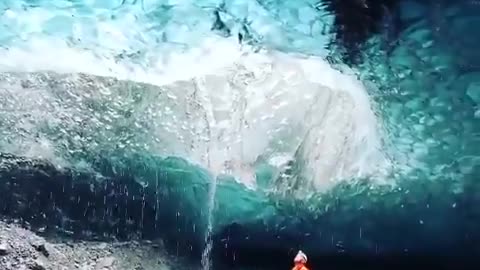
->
0;220;188;270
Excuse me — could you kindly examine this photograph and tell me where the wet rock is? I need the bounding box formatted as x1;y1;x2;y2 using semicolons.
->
30;241;49;257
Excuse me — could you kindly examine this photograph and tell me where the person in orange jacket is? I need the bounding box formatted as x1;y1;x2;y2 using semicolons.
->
292;250;309;270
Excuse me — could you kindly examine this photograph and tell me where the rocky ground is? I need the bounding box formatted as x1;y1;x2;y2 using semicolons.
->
0;221;189;270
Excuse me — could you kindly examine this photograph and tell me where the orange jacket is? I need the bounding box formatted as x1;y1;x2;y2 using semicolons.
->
292;263;309;270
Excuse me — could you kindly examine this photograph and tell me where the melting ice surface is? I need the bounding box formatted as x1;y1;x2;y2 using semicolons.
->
0;0;479;266
0;0;390;193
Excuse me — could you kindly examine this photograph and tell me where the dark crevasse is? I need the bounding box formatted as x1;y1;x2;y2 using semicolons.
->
0;153;209;253
0;0;479;270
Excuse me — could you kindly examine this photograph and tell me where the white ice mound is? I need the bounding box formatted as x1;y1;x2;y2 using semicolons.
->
0;45;389;193
0;0;388;192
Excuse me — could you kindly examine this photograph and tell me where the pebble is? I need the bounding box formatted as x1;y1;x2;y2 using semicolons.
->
29;258;47;270
30;241;49;257
95;256;115;270
0;243;10;255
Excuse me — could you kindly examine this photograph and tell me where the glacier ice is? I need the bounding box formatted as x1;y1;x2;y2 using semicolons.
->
0;48;388;194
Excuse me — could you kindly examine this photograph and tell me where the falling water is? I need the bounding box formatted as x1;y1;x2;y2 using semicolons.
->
201;173;218;270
